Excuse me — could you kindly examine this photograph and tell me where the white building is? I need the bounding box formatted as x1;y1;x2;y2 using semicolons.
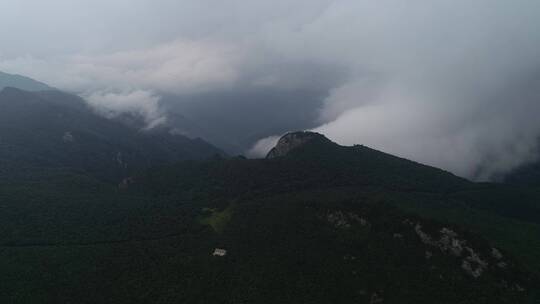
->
213;248;227;257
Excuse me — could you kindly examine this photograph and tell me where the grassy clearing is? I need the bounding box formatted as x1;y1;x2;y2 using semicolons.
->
199;205;234;233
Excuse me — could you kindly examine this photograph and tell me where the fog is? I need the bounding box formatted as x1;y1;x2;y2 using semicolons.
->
1;0;540;179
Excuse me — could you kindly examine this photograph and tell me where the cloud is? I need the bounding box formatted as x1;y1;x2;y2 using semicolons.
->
85;90;166;129
0;40;243;128
246;135;281;158
0;40;241;94
2;0;540;179
314;91;540;180
248;0;540;180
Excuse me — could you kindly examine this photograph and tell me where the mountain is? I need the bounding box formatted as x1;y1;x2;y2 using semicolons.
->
0;87;225;181
503;158;540;187
160;88;328;153
0;70;53;91
1;131;539;303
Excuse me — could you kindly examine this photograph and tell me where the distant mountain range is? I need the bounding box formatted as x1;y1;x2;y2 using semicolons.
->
0;70;53;91
0;85;224;182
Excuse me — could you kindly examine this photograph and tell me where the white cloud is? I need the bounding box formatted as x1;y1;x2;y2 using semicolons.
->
248;0;540;180
0;40;242;128
85;90;165;129
1;40;241;94
3;0;540;178
314;97;540;180
246;135;281;158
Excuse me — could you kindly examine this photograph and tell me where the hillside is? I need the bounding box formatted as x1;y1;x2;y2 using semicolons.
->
0;70;52;91
1;132;539;303
0;87;225;182
503;159;540;187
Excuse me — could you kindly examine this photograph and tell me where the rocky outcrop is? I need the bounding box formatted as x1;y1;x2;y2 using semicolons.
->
266;131;325;159
327;211;370;229
413;223;494;279
118;176;135;190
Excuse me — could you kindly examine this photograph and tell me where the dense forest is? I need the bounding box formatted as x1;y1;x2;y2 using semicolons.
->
1;130;539;303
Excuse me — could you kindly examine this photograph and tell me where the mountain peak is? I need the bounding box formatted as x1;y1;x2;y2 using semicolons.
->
266;131;331;159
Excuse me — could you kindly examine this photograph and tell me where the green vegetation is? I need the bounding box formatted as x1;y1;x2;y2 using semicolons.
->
199;204;235;233
1;131;540;303
0;87;225;182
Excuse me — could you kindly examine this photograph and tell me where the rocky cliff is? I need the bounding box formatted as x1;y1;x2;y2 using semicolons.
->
266;131;327;159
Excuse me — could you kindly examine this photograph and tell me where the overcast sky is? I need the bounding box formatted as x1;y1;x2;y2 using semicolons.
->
1;0;540;180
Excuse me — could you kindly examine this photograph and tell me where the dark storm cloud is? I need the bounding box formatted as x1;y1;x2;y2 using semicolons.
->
1;0;540;179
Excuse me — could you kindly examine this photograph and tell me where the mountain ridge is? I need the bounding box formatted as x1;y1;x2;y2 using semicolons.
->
0;86;225;181
0;71;53;91
1;128;539;303
1;71;540;303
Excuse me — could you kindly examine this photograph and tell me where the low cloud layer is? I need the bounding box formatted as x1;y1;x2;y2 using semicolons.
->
85;90;166;129
2;0;540;179
0;40;241;94
247;135;281;159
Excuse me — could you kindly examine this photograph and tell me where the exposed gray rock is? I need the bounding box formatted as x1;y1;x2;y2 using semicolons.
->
415;224;435;245
402;219;414;226
462;260;481;278
491;248;503;260
462;247;488;278
327;211;351;229
327;211;369;229
438;229;464;257
414;223;491;278
266;131;323;158
515;284;525;292
440;228;458;238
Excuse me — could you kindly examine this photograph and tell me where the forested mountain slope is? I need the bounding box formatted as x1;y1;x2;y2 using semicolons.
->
0;87;224;181
1;132;539;303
